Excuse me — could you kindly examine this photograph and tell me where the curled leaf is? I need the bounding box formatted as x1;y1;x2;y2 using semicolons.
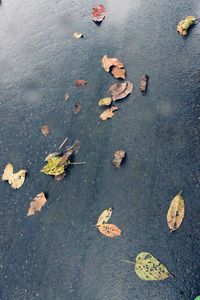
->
102;55;124;72
135;252;170;281
112;150;126;168
139;74;149;94
111;66;126;79
2;163;26;189
167;192;185;232
99;106;118;121
98;97;112;106
177;16;197;35
95;207;112;227
109;81;133;101
92;5;106;23
98;224;121;237
27;192;47;216
73;32;83;39
75;79;87;86
41;125;50;137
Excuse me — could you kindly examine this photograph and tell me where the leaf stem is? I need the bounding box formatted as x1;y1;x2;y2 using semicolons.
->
59;137;68;150
121;259;135;265
70;162;86;165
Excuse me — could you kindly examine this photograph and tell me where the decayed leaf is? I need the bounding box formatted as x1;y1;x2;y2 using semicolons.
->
98;97;112;106
177;16;197;35
41;125;50;137
92;4;106;22
109;81;133;101
73;32;83;39
27;192;47;216
139;74;149;94
95;207;112;227
2;163;26;189
75;79;87;86
112;150;126;168
74;103;81;113
99;106;118;121
98;224;121;237
135;252;170;281
167;192;185;232
64;93;69;101
102;55;124;72
111;66;126;79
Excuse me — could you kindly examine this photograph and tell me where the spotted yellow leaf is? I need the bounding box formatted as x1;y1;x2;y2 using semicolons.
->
95;207;112;227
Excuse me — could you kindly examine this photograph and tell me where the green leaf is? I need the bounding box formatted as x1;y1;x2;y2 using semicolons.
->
194;296;200;300
135;252;170;281
41;156;67;176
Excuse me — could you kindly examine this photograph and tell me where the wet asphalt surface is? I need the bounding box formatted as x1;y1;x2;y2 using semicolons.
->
0;1;200;299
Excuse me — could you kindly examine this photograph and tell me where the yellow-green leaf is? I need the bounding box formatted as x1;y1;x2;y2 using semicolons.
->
135;252;170;281
98;97;112;106
41;156;66;176
167;192;185;232
177;16;196;35
95;207;112;227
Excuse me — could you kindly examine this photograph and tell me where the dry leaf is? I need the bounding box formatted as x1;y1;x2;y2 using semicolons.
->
41;125;50;137
109;81;133;101
27;192;47;216
75;79;87;86
111;66;126;79
99;106;118;121
177;16;197;35
167;192;185;232
139;74;149;94
2;163;26;189
112;150;126;168
102;55;124;72
98;97;112;106
73;32;83;39
92;4;106;22
64;93;69;101
74;103;81;113
135;252;170;281
95;207;112;227
98;224;121;237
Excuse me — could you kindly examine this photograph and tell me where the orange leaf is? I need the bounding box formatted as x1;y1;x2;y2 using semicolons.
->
99;106;118;121
92;5;106;22
75;79;87;86
102;55;124;72
41;125;50;137
27;192;47;216
111;67;126;79
98;224;122;237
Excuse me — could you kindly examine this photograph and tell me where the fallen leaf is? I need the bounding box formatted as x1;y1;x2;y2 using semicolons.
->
102;55;124;72
99;106;118;121
74;103;81;113
135;252;170;281
112;150;126;168
111;66;126;79
73;32;83;39
41;125;50;137
95;207;112;227
92;4;106;22
98;224;121;237
64;93;69;101
27;192;47;216
139;74;149;94
177;16;197;35
98;97;112;106
167;192;185;232
109;81;133;101
75;79;87;86
2;163;26;189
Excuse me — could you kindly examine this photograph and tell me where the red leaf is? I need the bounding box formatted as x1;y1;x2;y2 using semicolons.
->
92;5;106;22
75;79;87;86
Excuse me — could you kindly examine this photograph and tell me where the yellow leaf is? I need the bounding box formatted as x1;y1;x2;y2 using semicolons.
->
98;97;112;106
98;224;121;237
135;252;170;281
41;156;66;176
177;16;196;35
167;192;185;232
2;163;26;189
95;207;112;227
27;192;47;216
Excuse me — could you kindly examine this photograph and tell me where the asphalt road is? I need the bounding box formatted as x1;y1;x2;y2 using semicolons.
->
0;1;200;299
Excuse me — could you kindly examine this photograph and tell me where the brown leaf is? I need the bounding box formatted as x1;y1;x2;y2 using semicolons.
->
112;150;126;168
92;5;106;22
102;55;124;72
73;32;83;39
64;93;69;101
75;79;87;86
139;74;149;94
99;106;118;121
109;81;133;101
167;192;185;232
27;192;47;216
74;103;81;114
41;125;50;137
111;66;126;79
98;224;122;237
